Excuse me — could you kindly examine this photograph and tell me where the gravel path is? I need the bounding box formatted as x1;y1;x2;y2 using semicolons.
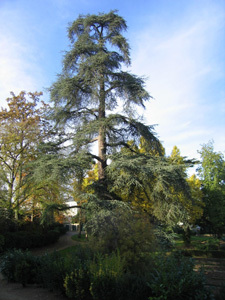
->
0;232;78;300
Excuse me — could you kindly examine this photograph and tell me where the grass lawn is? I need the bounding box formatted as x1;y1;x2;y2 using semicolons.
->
174;235;220;250
174;234;225;258
59;245;79;257
59;234;88;257
71;233;87;242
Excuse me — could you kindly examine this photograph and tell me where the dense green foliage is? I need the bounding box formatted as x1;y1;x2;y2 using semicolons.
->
3;230;60;250
148;252;212;300
0;249;40;286
198;141;225;236
0;247;212;300
0;92;48;220
0;222;66;252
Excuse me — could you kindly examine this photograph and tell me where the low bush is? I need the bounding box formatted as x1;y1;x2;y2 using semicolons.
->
117;272;151;300
87;209;157;273
196;238;220;251
51;223;68;235
0;245;213;300
89;252;125;300
3;230;60;250
44;230;60;245
179;249;225;258
148;252;213;300
60;244;94;262
0;234;5;253
0;249;40;285
71;233;87;242
38;245;94;293
37;251;68;292
90;273;117;300
64;265;92;300
63;249;152;300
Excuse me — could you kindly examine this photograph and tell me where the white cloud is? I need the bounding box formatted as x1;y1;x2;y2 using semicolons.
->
0;4;47;107
0;37;40;104
130;2;225;159
0;0;224;162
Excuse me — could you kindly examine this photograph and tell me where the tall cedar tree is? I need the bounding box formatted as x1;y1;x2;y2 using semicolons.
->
50;11;161;196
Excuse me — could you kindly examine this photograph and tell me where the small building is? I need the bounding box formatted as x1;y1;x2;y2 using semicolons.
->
63;199;80;231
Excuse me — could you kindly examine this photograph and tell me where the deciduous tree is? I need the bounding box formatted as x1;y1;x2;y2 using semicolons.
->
198;141;225;236
0;91;48;220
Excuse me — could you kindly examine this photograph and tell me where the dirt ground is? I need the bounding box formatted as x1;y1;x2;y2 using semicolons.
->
0;280;68;300
0;232;77;300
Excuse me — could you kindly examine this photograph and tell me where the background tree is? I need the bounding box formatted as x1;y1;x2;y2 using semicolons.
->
29;140;86;225
186;174;204;224
197;141;225;236
107;144;197;229
168;146;203;225
0;91;48;220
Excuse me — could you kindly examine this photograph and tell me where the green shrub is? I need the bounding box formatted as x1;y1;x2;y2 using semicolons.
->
71;233;87;242
148;252;213;300
215;284;225;300
89;251;152;300
0;211;16;234
37;251;67;292
180;249;225;258
44;230;60;245
0;249;40;285
90;251;125;279
3;230;60;250
197;238;220;251
90;273;117;300
60;244;94;263
51;223;68;235
117;272;151;300
89;252;125;300
64;265;92;300
87;209;156;273
0;234;5;253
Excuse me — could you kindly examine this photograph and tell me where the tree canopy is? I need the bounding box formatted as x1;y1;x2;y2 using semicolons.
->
50;10;161;194
198;141;225;235
0;91;47;219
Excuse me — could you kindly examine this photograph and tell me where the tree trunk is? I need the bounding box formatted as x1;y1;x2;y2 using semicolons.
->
78;207;82;237
98;79;107;181
15;207;19;221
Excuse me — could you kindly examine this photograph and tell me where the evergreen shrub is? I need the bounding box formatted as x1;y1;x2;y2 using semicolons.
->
3;229;60;250
64;266;92;300
148;252;213;300
117;272;151;300
0;234;5;253
197;238;220;251
0;249;40;285
0;244;213;299
37;251;68;292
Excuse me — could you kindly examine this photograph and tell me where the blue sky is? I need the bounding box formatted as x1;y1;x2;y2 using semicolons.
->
0;0;224;166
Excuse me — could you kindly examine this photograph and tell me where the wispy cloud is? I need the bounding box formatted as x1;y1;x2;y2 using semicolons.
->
131;2;225;159
0;36;41;104
0;4;47;106
0;0;224;162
